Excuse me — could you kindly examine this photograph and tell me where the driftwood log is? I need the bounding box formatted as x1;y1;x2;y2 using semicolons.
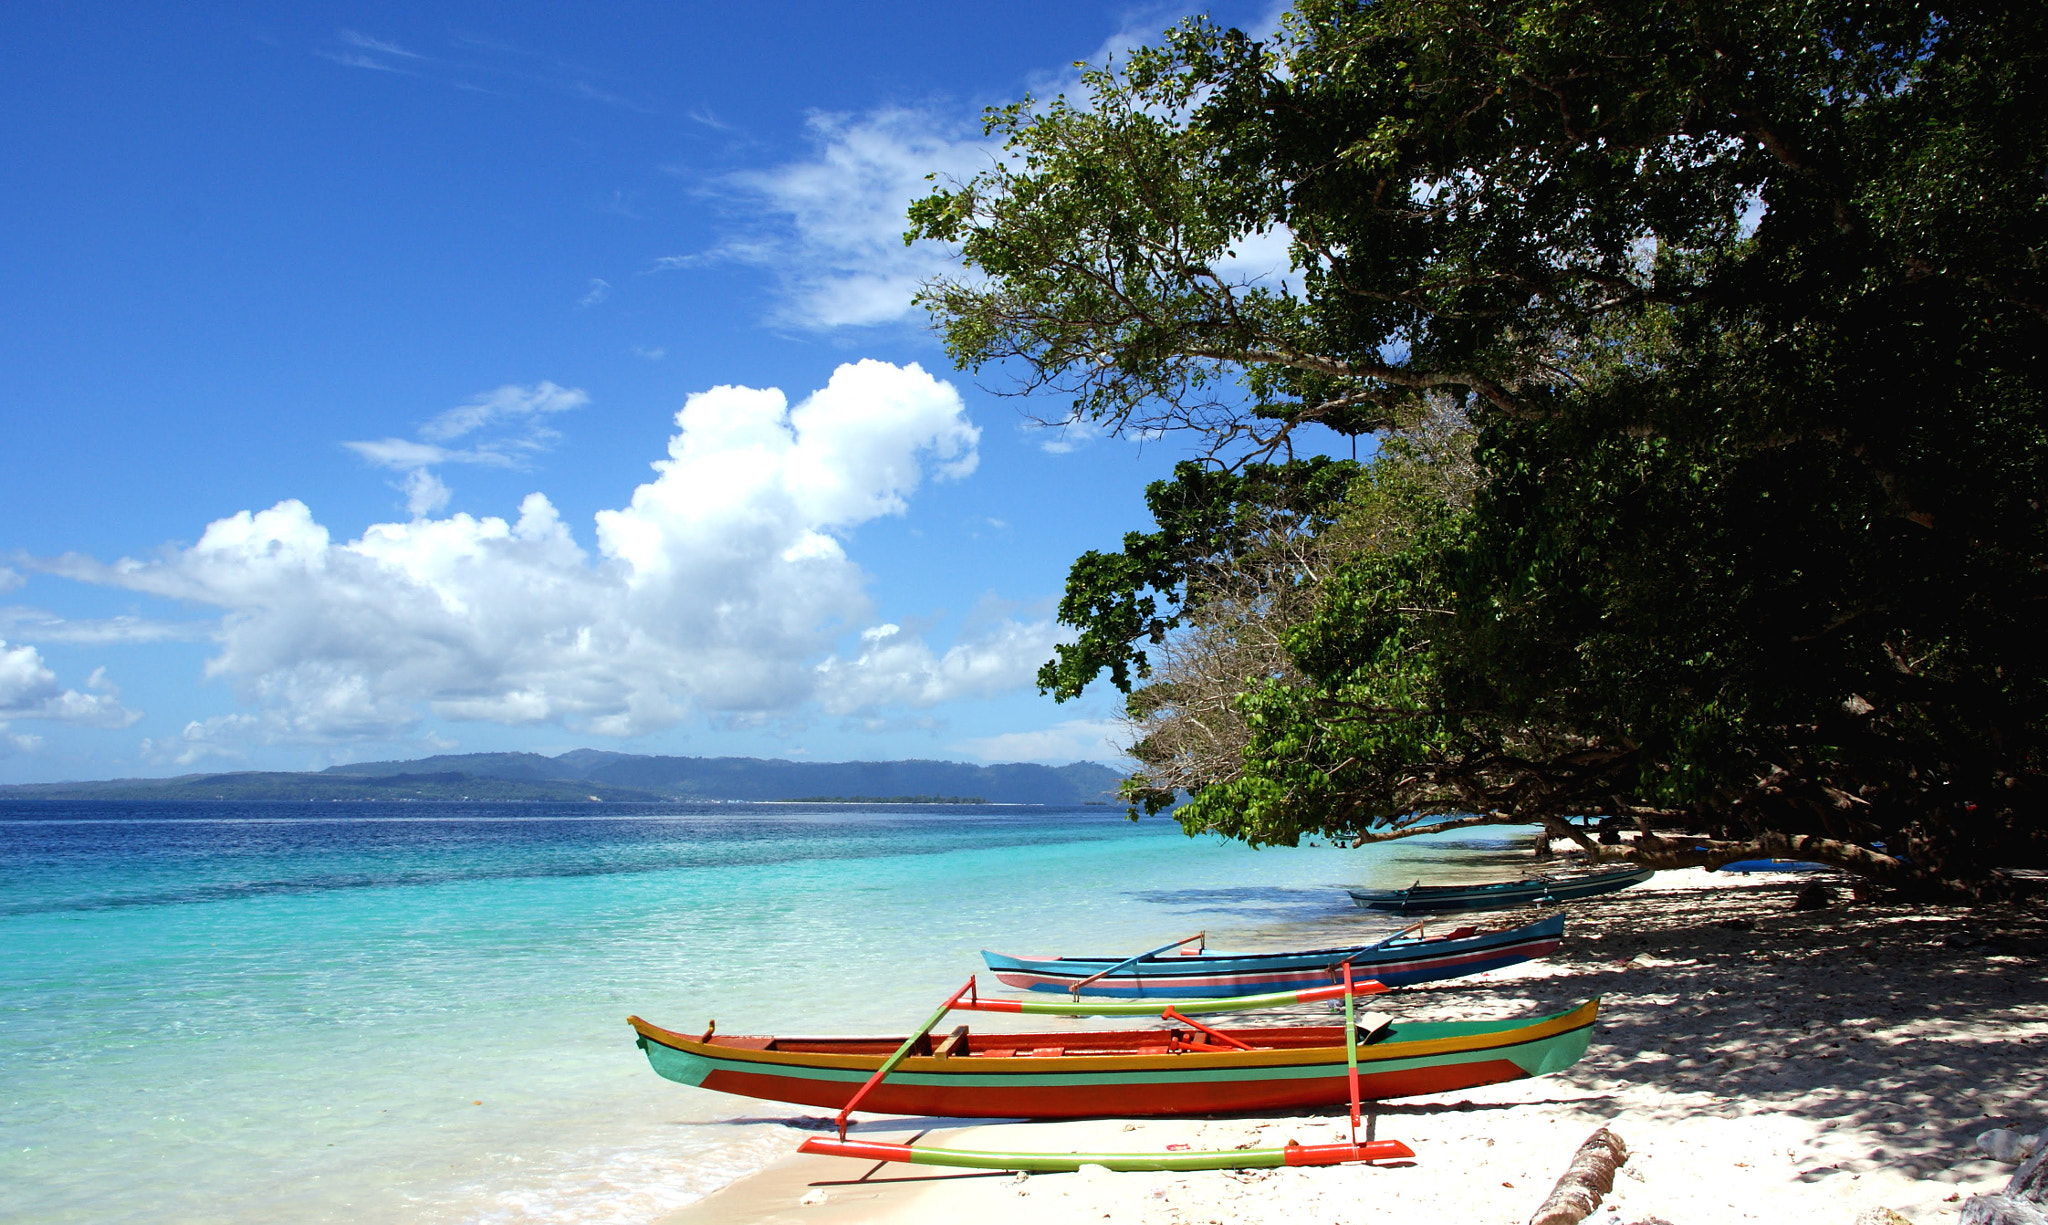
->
1962;1146;2048;1225
1530;1127;1630;1225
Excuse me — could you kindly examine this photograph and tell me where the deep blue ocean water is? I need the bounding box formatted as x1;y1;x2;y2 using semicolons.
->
0;800;1540;1223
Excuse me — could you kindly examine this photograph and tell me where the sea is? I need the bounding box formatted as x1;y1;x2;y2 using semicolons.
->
0;800;1541;1223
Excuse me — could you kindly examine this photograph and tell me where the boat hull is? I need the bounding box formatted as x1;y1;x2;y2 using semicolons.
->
982;913;1565;998
1349;868;1654;914
629;1000;1598;1119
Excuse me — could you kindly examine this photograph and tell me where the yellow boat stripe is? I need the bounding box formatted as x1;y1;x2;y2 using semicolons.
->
630;999;1599;1075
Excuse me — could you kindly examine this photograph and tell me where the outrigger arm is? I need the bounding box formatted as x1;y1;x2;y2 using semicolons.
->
810;974;1410;1172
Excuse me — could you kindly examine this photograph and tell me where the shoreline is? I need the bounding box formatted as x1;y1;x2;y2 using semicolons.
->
652;868;2046;1224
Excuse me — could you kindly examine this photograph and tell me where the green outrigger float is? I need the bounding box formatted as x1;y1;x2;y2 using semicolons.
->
791;967;1416;1171
795;1134;1415;1171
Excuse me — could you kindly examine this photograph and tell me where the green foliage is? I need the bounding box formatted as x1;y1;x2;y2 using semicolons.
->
920;0;2048;886
1036;457;1359;700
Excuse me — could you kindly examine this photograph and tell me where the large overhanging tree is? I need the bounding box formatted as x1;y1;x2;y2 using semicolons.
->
910;0;2048;893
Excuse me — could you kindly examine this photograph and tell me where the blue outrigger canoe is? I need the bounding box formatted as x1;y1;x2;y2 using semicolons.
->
983;912;1565;998
1349;866;1654;915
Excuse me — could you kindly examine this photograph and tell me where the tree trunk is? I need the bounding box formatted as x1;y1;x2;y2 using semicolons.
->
1962;1146;2048;1224
1529;1127;1629;1225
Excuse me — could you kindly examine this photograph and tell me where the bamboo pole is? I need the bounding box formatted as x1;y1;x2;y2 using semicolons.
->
797;1135;1415;1172
1066;932;1205;1000
833;977;975;1140
1343;960;1363;1145
953;977;1387;1017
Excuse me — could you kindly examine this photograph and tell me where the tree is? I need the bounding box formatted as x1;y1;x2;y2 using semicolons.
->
911;0;2048;892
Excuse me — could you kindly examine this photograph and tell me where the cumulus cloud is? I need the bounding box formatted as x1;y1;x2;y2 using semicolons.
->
667;109;996;330
813;619;1061;715
402;469;452;517
0;640;140;728
140;714;260;767
52;361;1053;746
951;718;1130;766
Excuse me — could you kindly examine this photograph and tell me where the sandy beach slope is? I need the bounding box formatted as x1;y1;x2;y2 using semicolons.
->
656;869;2046;1224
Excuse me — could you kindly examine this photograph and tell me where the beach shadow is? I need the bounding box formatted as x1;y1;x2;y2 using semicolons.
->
1367;1096;1613;1116
1389;879;2048;1184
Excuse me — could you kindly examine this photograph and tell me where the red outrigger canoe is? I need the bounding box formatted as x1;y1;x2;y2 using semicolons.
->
628;998;1598;1119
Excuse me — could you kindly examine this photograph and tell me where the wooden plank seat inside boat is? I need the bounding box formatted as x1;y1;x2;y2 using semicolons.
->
695;1017;1396;1061
763;1025;1393;1058
630;999;1601;1119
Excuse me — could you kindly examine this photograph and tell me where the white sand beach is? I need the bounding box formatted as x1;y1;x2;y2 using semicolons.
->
657;869;2047;1224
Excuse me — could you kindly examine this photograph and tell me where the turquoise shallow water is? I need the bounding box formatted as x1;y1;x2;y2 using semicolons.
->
1;800;1539;1223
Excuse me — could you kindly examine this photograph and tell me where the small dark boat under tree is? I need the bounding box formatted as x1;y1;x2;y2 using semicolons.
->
1348;866;1654;915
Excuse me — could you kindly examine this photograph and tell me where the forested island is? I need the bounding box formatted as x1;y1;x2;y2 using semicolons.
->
0;751;1122;806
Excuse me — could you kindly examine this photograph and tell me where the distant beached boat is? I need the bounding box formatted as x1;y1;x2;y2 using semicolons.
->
627;999;1599;1118
981;912;1566;998
1348;866;1654;914
1715;859;1835;873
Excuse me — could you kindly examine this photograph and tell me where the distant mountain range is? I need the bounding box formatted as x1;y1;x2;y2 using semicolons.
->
0;751;1127;806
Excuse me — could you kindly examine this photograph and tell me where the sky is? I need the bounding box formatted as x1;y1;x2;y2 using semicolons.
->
0;0;1299;783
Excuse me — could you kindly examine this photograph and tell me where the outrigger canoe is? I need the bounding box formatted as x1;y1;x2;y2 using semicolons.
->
627;998;1599;1119
983;913;1564;998
1349;867;1653;915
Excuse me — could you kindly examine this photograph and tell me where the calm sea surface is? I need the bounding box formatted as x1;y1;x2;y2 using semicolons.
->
0;800;1540;1223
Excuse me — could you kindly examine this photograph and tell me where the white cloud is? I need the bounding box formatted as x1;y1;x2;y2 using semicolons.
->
0;641;140;728
656;10;1298;336
577;278;611;308
140;714;259;767
0;567;22;593
52;360;1048;744
320;51;411;74
403;469;452;517
813;618;1060;715
345;438;465;470
951;718;1131;766
1034;416;1106;455
1213;225;1299;294
675;109;996;330
344;381;591;516
339;30;420;59
0;608;214;645
344;382;590;475
419;381;588;444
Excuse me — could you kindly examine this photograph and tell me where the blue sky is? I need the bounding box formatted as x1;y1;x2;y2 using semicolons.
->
0;0;1295;782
